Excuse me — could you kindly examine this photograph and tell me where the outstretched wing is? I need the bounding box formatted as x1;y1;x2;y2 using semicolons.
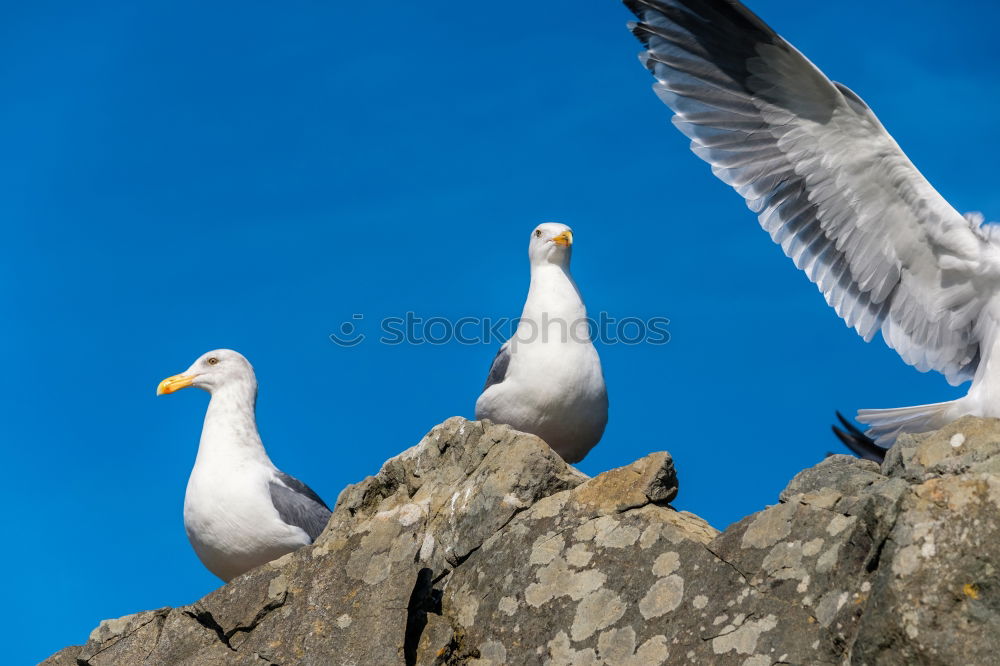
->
482;340;512;391
269;471;331;541
624;0;1000;385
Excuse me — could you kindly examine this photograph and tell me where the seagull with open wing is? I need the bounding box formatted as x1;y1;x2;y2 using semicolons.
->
623;0;1000;461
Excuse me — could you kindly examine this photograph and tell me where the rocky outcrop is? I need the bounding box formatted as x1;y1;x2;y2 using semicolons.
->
45;416;1000;665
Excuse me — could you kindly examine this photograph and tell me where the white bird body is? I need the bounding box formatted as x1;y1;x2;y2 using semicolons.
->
158;350;331;582
476;224;608;463
624;0;1000;453
184;381;311;582
875;308;1000;436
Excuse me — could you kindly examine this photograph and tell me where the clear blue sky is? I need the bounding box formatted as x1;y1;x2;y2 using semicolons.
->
3;1;998;662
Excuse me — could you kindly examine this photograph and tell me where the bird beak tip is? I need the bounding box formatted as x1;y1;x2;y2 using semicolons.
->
157;374;194;396
552;231;573;247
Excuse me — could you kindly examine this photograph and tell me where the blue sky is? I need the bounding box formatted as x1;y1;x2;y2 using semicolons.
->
3;1;999;662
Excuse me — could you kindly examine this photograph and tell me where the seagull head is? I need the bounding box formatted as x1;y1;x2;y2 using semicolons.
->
157;349;256;395
528;222;574;267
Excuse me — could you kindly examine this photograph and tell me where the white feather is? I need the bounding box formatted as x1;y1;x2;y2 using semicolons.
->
627;0;1000;446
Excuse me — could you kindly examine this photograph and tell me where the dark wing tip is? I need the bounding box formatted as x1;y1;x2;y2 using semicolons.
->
623;0;779;42
832;411;886;462
622;0;652;16
621;0;787;100
626;20;652;49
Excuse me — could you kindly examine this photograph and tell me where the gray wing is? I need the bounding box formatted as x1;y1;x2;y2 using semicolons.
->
269;471;332;542
482;341;511;391
625;0;1000;385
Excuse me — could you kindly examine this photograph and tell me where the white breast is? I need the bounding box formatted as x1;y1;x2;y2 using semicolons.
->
184;463;310;582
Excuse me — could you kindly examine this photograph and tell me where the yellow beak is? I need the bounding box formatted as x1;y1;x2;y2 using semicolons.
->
551;231;573;247
157;373;196;396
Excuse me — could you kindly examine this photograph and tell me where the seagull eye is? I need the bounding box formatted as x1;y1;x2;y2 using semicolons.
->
534;230;542;238
207;357;219;366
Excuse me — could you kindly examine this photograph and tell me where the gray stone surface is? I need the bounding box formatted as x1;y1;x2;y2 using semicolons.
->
43;416;1000;665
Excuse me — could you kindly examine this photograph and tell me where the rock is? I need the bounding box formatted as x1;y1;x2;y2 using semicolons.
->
39;647;82;665
882;415;1000;481
43;417;1000;665
418;452;711;665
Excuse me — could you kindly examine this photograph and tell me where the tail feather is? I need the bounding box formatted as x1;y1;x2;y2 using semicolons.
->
832;411;885;462
856;400;956;447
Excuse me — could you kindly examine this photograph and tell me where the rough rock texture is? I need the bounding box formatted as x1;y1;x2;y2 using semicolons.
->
45;416;1000;665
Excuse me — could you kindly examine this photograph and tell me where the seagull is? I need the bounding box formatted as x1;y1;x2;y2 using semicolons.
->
157;349;331;582
624;0;1000;460
475;223;608;463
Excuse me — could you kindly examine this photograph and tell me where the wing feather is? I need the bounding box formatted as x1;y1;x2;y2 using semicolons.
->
482;341;512;391
269;471;331;542
625;0;1000;384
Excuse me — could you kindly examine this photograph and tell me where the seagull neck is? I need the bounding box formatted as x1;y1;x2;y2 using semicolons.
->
197;380;270;466
519;262;588;340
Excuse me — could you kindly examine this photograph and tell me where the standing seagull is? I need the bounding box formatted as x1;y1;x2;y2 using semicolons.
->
157;349;331;582
624;0;1000;459
476;223;608;463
